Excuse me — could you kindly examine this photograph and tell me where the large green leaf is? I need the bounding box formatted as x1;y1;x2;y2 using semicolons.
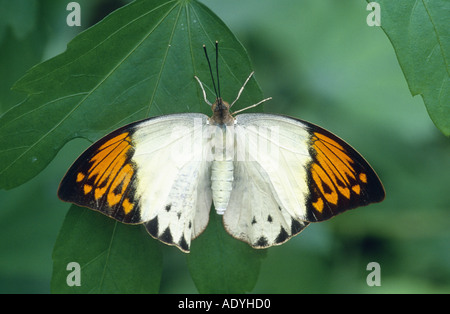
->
0;0;263;190
4;0;266;293
51;206;162;293
372;0;450;136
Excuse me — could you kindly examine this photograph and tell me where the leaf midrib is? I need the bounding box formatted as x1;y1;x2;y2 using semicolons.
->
145;2;184;117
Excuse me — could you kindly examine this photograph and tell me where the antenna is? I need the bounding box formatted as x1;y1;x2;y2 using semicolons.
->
197;41;272;114
215;41;221;98
203;44;219;99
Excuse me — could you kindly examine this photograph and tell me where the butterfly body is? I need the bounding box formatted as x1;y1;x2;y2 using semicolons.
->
206;98;236;215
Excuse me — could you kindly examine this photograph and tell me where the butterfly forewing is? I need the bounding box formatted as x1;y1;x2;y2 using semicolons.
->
305;123;385;221
58;124;142;224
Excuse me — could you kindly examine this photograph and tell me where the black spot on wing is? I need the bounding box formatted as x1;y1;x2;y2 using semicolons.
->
179;236;189;252
267;215;273;223
255;236;268;248
112;180;125;195
160;227;173;244
251;217;257;225
146;217;158;237
275;227;289;244
165;204;171;212
291;219;307;236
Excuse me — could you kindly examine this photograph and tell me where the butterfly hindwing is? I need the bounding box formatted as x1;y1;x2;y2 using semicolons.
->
142;158;212;252
224;159;309;249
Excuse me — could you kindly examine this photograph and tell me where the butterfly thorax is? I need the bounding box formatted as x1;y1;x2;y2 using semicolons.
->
209;98;235;126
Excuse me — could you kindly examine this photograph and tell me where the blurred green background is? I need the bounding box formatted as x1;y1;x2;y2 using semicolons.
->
0;0;449;293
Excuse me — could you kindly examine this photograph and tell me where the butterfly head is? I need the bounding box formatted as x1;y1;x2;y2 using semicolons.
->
210;97;234;126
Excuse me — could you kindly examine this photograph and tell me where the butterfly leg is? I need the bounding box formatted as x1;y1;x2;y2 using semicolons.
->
230;71;255;108
194;76;213;107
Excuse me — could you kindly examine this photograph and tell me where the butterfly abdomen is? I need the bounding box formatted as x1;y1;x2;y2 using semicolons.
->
211;160;234;215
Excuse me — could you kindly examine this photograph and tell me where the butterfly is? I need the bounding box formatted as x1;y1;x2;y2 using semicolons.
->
58;42;385;253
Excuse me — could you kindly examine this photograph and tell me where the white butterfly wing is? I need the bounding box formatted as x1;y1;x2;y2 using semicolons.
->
224;113;384;248
222;114;311;248
59;113;212;253
224;159;308;248
132;113;214;252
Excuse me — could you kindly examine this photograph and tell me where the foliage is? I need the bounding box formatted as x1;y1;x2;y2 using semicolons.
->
373;0;449;136
0;0;448;293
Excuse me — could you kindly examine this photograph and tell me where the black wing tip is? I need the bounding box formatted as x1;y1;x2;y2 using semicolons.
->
303;120;386;222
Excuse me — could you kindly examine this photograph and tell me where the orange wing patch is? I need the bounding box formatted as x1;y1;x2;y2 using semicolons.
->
306;130;384;221
58;129;140;224
313;132;363;198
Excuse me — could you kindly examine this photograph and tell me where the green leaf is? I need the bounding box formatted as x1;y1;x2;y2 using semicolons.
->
187;211;267;294
12;0;265;293
373;0;450;136
51;205;162;293
0;0;263;189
